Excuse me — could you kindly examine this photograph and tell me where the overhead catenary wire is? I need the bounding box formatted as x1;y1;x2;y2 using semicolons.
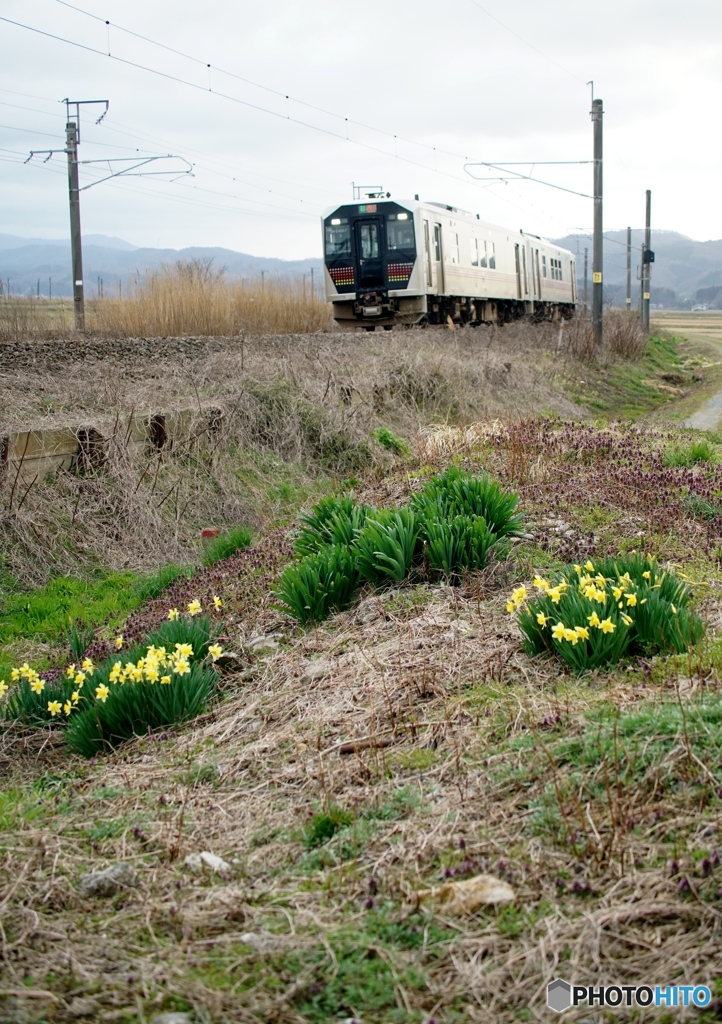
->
0;12;573;232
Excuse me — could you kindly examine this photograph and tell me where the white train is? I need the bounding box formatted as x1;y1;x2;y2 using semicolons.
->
322;198;577;329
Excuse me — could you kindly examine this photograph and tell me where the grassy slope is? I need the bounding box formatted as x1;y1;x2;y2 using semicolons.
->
4;331;722;1022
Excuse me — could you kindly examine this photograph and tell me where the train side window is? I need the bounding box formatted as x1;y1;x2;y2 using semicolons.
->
488;242;496;270
480;241;487;269
470;238;479;267
325;221;351;257
451;233;460;264
542;255;547;278
433;225;442;261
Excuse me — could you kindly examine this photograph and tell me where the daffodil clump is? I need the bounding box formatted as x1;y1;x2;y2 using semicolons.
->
509;554;703;671
1;604;226;757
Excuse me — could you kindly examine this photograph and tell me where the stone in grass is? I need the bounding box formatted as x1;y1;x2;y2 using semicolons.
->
77;862;138;898
67;996;100;1018
150;1014;194;1024
184;851;231;877
414;874;515;914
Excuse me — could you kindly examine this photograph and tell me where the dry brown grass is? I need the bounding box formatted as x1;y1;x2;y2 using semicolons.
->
0;260;330;342
0;326;585;590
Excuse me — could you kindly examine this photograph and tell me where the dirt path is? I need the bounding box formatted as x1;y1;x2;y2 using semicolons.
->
653;311;722;430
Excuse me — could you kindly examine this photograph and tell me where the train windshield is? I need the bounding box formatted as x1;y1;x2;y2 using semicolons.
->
325;220;351;257
387;219;415;251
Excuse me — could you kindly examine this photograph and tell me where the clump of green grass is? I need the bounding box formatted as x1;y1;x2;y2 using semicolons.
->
275;471;522;624
304;805;354;847
201;524;253;566
294;495;369;558
353;509;419;585
663;439;718;467
273;545;359;624
372;427;410;456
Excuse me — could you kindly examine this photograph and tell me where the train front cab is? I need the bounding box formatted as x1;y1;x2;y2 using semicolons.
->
323;201;425;329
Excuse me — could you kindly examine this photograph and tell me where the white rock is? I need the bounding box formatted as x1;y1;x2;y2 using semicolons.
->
185;851;231;876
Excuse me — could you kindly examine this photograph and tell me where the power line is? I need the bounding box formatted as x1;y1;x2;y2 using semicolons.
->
465;0;587;85
56;0;475;165
0;12;569;231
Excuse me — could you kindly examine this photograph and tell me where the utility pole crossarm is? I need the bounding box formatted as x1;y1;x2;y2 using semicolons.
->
76;155;193;190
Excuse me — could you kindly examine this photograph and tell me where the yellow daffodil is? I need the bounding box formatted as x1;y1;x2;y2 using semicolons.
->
63;701;73;716
532;576;549;591
551;622;566;641
175;642;193;658
511;585;527;606
573;564;582;574
213;595;223;610
71;690;81;703
505;601;516;614
621;613;633;626
642;570;651;579
109;661;122;683
65;664;76;678
174;658;191;676
208;643;223;661
625;593;637;607
10;668;20;681
548;587;563;604
600;618;615;634
95;684;110;703
47;700;62;716
30;679;45;694
536;612;550;626
168;608;179;621
593;588;607;604
575;626;590;641
145;668;159;683
583;584;597;600
584;561;595;572
579;574;593;588
612;586;623;601
81;657;94;674
74;672;85;686
115;635;123;649
564;628;579;645
587;611;601;627
188;599;202;616
671;603;677;614
161;675;171;685
0;680;7;698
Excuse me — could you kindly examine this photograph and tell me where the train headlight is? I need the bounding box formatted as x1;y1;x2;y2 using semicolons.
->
330;218;341;225
397;213;409;220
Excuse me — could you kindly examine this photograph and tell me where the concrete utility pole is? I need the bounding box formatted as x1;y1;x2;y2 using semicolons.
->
642;190;652;332
591;98;603;348
66;119;85;330
626;226;632;309
583;248;588;312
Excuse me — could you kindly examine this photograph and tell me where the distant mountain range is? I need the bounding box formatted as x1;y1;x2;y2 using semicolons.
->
553;230;722;308
1;229;721;307
0;234;322;298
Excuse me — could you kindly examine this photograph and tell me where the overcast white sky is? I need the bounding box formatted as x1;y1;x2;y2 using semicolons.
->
1;0;721;258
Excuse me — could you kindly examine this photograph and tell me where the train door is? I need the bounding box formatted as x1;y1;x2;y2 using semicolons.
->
433;223;445;294
514;244;522;299
423;219;435;291
535;249;542;298
355;217;384;289
522;245;529;297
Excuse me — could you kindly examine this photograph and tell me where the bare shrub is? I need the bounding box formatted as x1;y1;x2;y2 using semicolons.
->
562;314;595;362
604;308;647;358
